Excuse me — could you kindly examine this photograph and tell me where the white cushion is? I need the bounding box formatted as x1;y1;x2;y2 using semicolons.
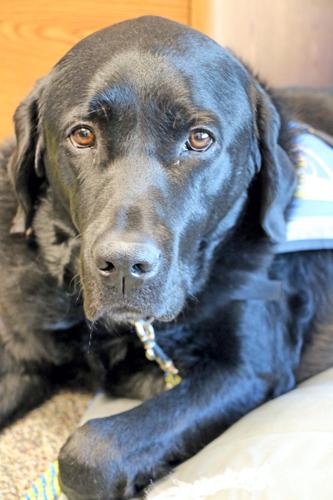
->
63;367;333;499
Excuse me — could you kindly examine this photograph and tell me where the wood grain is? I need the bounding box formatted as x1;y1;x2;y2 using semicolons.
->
1;1;333;141
0;0;190;140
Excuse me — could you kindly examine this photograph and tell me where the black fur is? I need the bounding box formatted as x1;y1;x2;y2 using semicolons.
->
0;16;333;499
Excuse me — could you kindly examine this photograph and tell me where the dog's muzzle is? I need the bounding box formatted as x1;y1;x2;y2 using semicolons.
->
93;231;162;295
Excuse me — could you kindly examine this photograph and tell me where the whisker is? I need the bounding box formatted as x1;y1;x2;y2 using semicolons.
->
86;316;100;353
87;323;94;352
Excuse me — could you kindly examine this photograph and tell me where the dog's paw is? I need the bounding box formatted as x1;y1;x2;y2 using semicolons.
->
58;417;159;499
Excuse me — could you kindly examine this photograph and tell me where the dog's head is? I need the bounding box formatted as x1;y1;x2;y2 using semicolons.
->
8;16;295;323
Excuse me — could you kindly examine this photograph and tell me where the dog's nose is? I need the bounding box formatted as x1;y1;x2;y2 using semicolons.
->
94;237;161;292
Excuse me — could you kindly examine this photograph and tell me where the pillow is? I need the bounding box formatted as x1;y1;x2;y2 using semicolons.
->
61;367;333;499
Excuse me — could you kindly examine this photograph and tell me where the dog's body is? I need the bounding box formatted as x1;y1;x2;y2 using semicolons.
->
1;16;333;499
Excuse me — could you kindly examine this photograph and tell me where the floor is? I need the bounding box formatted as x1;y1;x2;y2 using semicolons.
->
0;390;90;499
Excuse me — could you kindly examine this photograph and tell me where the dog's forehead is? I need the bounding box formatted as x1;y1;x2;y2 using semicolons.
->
42;16;252;127
58;16;221;69
88;50;184;95
49;17;219;89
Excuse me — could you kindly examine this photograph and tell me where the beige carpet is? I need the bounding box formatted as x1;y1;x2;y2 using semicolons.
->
0;390;91;499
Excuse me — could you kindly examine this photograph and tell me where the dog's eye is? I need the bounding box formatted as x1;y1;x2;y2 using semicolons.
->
186;130;213;152
70;127;96;148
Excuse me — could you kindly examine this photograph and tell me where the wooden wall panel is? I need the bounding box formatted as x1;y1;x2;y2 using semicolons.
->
1;1;332;141
0;0;189;140
191;0;333;87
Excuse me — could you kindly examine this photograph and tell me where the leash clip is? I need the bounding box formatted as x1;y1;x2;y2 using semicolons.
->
132;319;182;390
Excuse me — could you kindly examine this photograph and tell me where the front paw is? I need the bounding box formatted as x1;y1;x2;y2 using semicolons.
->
58;417;162;499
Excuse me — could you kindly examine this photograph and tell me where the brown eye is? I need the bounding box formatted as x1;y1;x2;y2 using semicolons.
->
70;127;95;148
186;130;213;152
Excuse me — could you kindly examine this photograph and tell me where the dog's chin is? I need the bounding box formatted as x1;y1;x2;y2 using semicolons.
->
84;301;180;325
102;306;154;324
82;277;186;325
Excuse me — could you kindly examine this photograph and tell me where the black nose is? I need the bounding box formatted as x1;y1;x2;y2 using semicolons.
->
94;236;161;293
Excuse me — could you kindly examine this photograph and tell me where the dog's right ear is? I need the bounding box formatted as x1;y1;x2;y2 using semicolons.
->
8;78;46;235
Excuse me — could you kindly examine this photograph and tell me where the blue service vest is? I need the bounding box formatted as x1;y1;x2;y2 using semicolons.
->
276;123;333;253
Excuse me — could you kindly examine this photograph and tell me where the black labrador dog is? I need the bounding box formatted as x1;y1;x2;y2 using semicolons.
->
1;15;333;499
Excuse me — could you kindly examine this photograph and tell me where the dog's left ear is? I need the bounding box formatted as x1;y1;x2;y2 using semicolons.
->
8;78;46;235
251;82;296;243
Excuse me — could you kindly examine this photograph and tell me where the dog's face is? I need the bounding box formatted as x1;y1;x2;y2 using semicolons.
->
9;17;294;324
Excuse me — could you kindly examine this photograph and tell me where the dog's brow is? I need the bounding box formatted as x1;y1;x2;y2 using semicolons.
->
86;86;220;132
149;94;219;130
88;85;137;118
188;110;219;127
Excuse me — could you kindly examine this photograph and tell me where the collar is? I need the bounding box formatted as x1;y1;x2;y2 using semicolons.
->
132;319;182;390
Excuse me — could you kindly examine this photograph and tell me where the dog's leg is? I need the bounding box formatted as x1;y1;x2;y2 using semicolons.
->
58;299;298;499
0;371;53;428
58;363;272;499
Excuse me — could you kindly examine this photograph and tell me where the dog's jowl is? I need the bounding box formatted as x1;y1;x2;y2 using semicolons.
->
0;16;333;499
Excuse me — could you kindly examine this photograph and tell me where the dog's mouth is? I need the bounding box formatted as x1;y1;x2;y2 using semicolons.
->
102;305;150;324
84;296;179;325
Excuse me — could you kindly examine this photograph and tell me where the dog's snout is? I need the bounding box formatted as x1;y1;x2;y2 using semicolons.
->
94;236;161;292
